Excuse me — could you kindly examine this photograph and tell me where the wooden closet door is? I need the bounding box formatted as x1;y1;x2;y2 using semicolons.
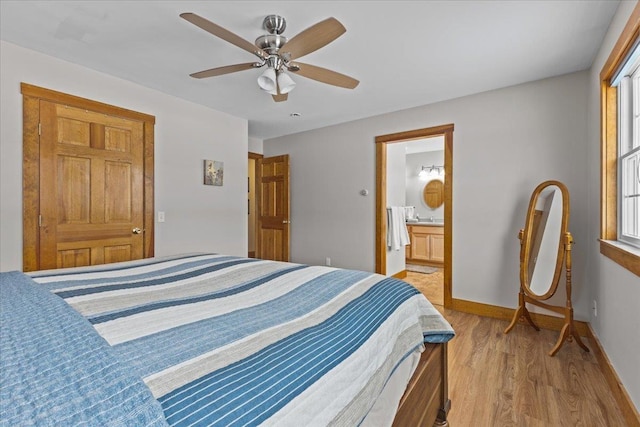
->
39;100;145;269
257;155;290;261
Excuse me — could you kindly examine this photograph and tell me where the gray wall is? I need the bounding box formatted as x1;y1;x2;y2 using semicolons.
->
265;70;589;320
586;0;640;410
0;41;249;271
265;122;377;271
248;137;263;154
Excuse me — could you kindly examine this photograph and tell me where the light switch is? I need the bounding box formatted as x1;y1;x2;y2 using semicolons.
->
158;211;165;223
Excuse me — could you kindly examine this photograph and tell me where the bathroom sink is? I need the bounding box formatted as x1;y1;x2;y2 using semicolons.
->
406;219;444;225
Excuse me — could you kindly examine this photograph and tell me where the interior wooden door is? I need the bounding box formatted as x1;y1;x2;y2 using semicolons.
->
38;100;145;269
256;155;290;261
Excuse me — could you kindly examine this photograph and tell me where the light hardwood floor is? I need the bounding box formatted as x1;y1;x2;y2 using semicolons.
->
402;275;628;427
406;270;444;306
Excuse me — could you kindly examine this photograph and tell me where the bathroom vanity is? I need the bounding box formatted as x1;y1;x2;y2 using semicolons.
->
405;223;444;267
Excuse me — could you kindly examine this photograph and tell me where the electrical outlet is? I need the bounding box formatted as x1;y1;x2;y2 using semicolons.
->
158;211;165;223
593;300;597;317
325;257;331;266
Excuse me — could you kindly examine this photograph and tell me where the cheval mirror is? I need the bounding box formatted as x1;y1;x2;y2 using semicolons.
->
504;180;589;356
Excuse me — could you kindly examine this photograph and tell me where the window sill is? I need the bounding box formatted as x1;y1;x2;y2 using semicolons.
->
599;239;640;277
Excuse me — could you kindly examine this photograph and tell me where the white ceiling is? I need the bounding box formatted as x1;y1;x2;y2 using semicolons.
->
405;137;444;154
0;1;619;140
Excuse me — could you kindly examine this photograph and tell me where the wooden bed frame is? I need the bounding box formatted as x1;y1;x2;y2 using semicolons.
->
393;342;450;427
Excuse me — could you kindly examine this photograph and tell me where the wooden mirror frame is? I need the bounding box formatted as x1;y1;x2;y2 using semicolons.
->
504;180;589;356
423;179;444;209
521;180;569;300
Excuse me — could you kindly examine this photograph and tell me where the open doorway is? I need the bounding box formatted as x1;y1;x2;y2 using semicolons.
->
403;137;445;306
375;124;454;309
248;152;262;258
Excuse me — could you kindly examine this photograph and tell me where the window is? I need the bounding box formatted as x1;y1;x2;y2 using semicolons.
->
616;47;640;248
600;5;640;276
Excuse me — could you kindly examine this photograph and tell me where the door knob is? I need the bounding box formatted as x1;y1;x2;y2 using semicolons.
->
132;227;142;234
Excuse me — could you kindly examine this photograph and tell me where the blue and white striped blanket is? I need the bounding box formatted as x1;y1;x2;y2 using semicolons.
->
28;254;454;426
0;271;167;426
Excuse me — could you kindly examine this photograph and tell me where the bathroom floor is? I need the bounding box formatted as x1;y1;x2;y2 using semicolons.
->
404;269;444;306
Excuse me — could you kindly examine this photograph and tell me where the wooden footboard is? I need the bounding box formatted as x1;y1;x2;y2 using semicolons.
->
393;342;450;427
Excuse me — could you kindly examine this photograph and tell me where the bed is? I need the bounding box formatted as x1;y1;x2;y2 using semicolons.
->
1;254;454;426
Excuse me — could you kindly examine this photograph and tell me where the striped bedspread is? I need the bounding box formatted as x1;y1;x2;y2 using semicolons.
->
0;272;167;426
30;254;454;426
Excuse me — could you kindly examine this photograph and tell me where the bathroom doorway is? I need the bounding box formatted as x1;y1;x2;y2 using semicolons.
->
375;124;453;308
404;138;445;306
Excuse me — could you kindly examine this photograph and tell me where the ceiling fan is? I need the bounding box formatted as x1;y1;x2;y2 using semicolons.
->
180;13;359;102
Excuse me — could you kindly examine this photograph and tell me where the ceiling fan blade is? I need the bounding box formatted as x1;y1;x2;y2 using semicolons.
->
282;17;346;60
180;12;266;60
190;63;258;79
272;80;288;102
272;93;288;102
290;62;359;89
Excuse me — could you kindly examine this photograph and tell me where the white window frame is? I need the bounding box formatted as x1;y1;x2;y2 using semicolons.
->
616;54;640;249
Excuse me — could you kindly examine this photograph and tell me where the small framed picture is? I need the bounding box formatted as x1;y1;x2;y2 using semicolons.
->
204;160;224;186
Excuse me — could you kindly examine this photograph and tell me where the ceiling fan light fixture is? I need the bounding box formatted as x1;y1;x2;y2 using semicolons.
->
277;72;296;94
257;67;277;93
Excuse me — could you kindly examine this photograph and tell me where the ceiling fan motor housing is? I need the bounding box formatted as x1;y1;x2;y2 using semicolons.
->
256;15;288;55
263;15;286;34
255;34;287;55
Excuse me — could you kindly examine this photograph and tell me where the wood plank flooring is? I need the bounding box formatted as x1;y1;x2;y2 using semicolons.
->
402;274;628;427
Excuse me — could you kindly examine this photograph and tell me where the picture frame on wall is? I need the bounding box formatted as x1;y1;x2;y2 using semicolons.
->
204;159;224;186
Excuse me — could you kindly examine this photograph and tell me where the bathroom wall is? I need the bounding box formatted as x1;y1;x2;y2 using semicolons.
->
406;150;445;220
386;143;408;274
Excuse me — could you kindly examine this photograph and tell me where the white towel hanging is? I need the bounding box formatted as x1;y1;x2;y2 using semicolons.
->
387;207;410;251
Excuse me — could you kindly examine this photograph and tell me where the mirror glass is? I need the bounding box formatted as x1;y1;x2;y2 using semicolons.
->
423;180;444;208
526;185;564;296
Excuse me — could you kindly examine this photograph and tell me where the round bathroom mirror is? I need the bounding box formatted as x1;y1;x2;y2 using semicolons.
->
522;181;569;299
423;180;444;209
